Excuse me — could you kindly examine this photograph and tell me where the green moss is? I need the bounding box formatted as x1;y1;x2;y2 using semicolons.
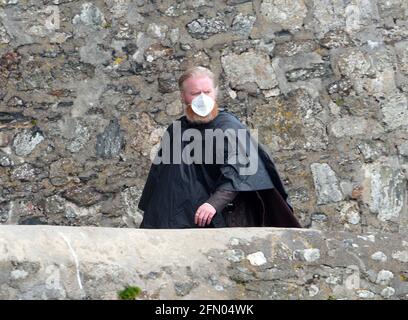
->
327;295;337;300
118;286;142;300
30;119;38;125
335;98;345;106
103;22;112;29
400;274;408;282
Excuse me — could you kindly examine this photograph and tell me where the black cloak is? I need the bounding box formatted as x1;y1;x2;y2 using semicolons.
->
138;108;301;229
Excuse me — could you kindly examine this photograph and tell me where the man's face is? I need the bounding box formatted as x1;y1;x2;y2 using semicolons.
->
180;75;217;106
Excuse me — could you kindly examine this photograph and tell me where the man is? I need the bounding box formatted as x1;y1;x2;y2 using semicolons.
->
138;66;301;229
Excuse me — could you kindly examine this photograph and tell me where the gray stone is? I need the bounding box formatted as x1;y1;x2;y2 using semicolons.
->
345;1;379;34
378;0;408;21
271;52;325;96
305;0;347;38
0;204;9;223
285;63;332;82
0;151;13;167
58;117;90;153
65;207;77;219
166;99;183;116
185;0;214;9
395;40;408;75
339;201;360;225
126;2;144;25
174;281;197;296
11;163;36;181
392;250;408;263
320;30;353;49
362;160;406;222
308;284;320;297
72;3;106;28
169;28;179;45
376;270;394;285
311;163;343;204
186;18;227;39
307;0;379;37
120;186;143;228
79;42;112;66
397;141;408;156
333;47;399;98
96;118;125;159
381;94;408;131
339;181;354;198
12;128;44;156
334;48;375;79
0;22;10;44
248;89;328;152
380;25;408;44
231;14;256;37
381;287;395;298
311;212;328;222
1;0;19;5
44;195;66;215
274;40;318;57
329;116;382;138
303;249;320;262
105;0;129;19
364;69;398;99
62;186;103;207
68;127;90;154
7;96;25;108
71;71;109;118
144;43;174;62
24;6;60;38
371;251;387;262
225;249;245;262
357;142;386;162
11;269;28;280
221;50;278;90
163;4;186;17
246;251;267;266
158;74;178;93
295;248;321;262
146;23;168;40
296;92;329;151
0;8;33;45
259;0;308;32
356;290;375;299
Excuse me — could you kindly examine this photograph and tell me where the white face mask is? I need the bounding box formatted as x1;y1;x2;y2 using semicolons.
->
191;93;215;117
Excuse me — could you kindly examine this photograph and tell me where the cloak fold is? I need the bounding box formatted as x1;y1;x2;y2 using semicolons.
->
138;108;301;229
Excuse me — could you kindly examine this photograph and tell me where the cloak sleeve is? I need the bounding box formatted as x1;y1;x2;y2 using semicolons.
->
206;189;238;213
211;114;276;192
209;111;301;228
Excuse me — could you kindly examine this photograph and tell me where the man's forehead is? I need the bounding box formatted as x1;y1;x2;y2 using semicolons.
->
184;76;214;89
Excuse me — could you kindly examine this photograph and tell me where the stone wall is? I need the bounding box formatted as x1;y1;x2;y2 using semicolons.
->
0;225;407;299
0;1;407;233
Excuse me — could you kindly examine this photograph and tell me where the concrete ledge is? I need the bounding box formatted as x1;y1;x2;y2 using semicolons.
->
0;225;407;300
